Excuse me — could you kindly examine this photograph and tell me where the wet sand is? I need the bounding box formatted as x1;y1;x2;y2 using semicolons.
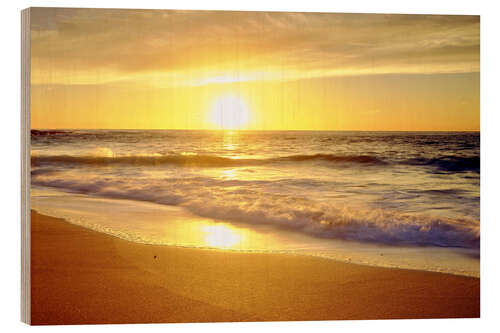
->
30;210;480;325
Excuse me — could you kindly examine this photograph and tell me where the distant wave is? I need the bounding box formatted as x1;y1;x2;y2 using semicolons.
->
31;154;258;167
277;154;386;164
404;156;480;173
31;129;70;136
31;153;480;173
31;153;387;168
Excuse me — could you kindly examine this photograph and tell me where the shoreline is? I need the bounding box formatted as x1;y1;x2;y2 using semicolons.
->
29;194;480;279
31;206;480;279
30;210;480;324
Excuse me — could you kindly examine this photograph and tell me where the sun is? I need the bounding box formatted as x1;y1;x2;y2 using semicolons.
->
210;95;250;129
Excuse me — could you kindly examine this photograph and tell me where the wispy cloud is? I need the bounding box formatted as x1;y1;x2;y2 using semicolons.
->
30;8;479;86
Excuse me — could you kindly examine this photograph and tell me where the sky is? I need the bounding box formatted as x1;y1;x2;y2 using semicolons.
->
30;8;480;130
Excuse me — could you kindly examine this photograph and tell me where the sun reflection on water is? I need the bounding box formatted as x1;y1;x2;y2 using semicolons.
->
201;225;244;249
222;130;239;152
221;168;238;180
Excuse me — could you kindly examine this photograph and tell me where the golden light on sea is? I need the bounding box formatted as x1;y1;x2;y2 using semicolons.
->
202;225;244;249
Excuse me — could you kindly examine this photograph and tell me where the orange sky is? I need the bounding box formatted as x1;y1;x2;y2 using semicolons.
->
30;8;480;131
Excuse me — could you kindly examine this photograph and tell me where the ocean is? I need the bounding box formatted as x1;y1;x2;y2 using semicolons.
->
30;130;480;276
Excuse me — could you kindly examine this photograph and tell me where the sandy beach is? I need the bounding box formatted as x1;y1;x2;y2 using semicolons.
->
30;210;480;325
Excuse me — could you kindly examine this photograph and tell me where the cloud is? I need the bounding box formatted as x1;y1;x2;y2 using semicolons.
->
30;8;479;86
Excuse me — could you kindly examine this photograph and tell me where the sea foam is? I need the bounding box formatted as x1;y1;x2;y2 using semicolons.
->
31;173;479;249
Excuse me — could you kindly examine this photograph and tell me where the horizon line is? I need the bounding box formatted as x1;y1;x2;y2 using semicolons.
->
31;128;481;133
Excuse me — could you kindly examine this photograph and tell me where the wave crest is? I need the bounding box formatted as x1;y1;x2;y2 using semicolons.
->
278;154;386;164
405;156;480;173
31;153;387;168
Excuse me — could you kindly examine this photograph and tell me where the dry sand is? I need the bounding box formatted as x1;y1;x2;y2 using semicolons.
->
30;210;480;325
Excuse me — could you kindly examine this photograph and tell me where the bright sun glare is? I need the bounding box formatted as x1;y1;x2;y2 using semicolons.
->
202;225;243;249
211;95;250;129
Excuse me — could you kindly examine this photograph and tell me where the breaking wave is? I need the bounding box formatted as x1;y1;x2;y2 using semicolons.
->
31;174;480;249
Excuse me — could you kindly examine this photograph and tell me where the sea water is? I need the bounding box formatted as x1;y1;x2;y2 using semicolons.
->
30;130;480;276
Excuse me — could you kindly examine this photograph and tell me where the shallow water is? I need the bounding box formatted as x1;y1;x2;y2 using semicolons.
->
30;130;480;276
